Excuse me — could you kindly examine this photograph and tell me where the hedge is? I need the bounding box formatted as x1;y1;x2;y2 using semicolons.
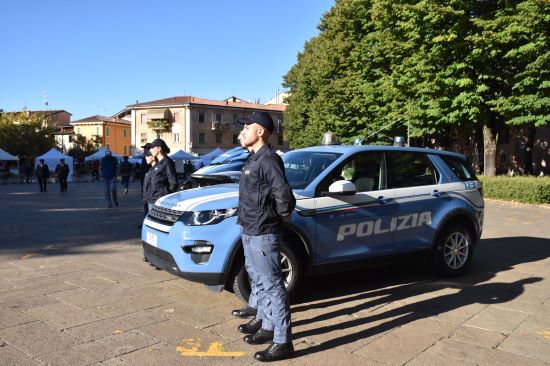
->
478;176;550;204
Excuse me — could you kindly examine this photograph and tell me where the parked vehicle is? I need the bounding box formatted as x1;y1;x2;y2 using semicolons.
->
189;147;249;186
142;142;484;301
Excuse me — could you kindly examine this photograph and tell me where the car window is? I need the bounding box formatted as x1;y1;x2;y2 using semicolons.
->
386;152;437;189
316;152;384;195
440;156;477;181
283;150;342;190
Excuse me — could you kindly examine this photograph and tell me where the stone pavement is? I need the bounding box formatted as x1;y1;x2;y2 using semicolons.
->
0;182;549;365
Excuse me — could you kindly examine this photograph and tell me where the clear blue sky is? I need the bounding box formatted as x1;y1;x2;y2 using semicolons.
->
0;0;334;120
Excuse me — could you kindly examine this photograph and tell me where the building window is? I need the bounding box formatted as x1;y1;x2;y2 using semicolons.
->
123;128;127;138
106;127;110;137
233;134;239;144
215;113;222;123
173;133;180;143
233;114;238;123
198;112;205;123
215;133;222;144
278;134;284;145
77;127;81;134
141;133;147;143
124;146;127;155
96;127;100;135
141;114;147;125
199;133;206;144
174;112;179;123
106;144;110;150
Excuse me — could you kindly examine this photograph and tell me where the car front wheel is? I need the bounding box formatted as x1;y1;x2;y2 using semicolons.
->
231;241;301;302
431;223;474;276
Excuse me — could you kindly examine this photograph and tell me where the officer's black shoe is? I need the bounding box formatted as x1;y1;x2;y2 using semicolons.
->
232;306;257;318
243;328;274;345
254;342;294;362
238;318;262;334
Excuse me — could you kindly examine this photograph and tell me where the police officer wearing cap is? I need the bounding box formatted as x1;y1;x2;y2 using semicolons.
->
236;111;296;362
144;139;178;211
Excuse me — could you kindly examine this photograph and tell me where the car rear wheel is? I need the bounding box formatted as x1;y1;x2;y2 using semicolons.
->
231;241;301;303
431;223;474;276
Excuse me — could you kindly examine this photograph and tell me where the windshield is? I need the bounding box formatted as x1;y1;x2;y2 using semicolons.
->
283;150;342;189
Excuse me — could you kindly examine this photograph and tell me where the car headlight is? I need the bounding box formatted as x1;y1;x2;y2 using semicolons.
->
182;208;238;226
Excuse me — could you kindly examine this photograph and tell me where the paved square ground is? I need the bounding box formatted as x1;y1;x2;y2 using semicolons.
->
1;182;549;365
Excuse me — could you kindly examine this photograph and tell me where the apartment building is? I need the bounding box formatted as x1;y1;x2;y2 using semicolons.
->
117;96;287;155
71;116;132;156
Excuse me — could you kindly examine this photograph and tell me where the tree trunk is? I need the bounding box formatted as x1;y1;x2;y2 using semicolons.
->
483;123;497;176
523;125;536;175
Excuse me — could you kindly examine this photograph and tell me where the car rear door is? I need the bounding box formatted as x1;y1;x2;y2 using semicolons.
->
386;151;451;253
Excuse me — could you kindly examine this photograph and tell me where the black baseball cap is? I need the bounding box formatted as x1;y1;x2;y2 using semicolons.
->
150;138;170;154
141;142;152;149
237;111;274;134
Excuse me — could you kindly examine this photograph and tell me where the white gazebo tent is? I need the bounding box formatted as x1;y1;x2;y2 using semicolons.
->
0;148;19;174
85;147;123;162
36;148;74;182
199;147;224;166
169;149;199;173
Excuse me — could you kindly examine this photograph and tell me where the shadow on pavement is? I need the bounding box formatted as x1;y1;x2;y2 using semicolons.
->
290;236;549;358
0;182;144;256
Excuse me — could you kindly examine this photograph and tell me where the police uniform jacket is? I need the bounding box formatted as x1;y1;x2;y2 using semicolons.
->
237;144;295;236
36;164;50;178
55;164;69;179
100;156;118;180
143;156;178;204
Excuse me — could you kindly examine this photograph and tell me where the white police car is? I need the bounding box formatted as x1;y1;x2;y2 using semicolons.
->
142;141;483;301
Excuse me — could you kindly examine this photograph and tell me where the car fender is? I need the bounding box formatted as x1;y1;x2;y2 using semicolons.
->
432;208;480;249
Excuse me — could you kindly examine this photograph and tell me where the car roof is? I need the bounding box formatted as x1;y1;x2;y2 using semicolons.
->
293;144;465;159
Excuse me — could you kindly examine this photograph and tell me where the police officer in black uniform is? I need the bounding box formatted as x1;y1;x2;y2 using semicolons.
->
235;111;295;362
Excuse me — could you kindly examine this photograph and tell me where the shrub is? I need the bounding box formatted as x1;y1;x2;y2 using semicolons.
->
478;176;550;204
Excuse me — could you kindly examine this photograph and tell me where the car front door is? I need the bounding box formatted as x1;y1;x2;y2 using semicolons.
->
310;151;396;265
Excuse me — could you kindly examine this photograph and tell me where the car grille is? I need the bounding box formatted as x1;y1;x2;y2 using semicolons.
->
142;242;178;268
147;205;184;226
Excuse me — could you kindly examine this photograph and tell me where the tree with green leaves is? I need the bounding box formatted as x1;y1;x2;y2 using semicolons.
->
67;134;98;162
283;0;549;175
0;111;56;160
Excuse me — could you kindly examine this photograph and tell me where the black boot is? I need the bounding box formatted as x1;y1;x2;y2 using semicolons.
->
232;306;257;318
238;318;262;334
244;328;274;345
254;342;294;362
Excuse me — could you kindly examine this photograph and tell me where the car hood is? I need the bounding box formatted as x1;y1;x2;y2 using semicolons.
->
156;184;240;212
155;184;306;212
192;159;246;176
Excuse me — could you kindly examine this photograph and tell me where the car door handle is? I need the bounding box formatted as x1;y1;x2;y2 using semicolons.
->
377;196;392;204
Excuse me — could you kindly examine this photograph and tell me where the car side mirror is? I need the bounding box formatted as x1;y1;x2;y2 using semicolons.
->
328;180;356;195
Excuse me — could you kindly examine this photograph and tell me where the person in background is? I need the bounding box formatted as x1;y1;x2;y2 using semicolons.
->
140;143;152;193
35;159;50;192
24;164;33;184
91;159;100;181
101;150;118;208
119;156;132;195
141;150;158;217
55;158;70;193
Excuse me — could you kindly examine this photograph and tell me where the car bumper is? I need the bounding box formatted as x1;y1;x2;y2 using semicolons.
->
141;217;240;286
142;241;226;285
